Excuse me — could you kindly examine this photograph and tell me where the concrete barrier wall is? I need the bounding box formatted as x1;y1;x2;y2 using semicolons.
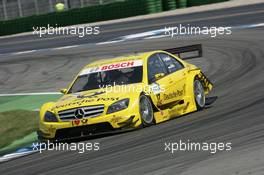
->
0;0;229;36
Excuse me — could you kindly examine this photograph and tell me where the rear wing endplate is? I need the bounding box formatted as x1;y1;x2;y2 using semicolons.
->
164;44;202;60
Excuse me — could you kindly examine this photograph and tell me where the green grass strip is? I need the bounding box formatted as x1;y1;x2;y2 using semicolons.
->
0;132;37;156
0;94;62;112
0;110;38;149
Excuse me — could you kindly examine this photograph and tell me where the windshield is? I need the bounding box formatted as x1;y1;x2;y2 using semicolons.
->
68;66;143;93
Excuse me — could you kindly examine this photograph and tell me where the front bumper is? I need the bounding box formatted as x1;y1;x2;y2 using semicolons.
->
39;112;141;140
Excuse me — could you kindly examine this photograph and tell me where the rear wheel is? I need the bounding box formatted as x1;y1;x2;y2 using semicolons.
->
194;78;205;110
139;95;154;126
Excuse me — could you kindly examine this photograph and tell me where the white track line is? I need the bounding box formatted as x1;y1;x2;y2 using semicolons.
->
2;23;264;54
234;23;264;29
144;35;168;40
11;50;36;55
97;22;264;44
52;45;79;50
0;150;38;163
121;30;161;40
95;40;125;45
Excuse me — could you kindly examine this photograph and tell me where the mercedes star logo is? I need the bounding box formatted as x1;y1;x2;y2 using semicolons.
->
74;108;85;119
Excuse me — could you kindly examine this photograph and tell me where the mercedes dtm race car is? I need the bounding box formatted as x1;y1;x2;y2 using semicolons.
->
38;44;213;141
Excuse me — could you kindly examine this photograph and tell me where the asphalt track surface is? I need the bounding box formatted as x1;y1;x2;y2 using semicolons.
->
0;3;264;175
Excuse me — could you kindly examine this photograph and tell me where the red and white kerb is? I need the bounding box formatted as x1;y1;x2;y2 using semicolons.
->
80;60;143;75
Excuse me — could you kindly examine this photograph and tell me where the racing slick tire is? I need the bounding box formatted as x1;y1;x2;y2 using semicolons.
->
194;78;206;110
139;95;154;127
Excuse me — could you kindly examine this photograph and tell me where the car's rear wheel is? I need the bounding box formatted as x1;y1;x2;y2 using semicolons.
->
194;78;205;110
139;95;154;126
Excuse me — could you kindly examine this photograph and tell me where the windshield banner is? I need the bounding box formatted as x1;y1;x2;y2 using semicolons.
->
80;60;143;75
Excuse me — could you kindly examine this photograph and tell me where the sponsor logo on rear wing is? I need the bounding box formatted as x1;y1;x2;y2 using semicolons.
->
164;44;202;60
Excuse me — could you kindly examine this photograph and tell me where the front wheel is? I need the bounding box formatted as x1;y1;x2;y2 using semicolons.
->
139;95;154;126
194;78;205;110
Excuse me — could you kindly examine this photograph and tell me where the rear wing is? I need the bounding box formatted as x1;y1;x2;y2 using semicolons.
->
164;44;202;60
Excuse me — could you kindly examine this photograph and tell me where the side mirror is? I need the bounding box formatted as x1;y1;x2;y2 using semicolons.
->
154;73;165;81
60;88;67;94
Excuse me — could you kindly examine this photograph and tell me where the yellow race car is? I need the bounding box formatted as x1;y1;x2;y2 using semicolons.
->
38;44;214;141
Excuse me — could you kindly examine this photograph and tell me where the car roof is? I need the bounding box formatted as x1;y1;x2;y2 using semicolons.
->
84;50;162;68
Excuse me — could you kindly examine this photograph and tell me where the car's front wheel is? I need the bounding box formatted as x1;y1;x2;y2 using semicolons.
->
194;78;205;110
139;95;154;126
